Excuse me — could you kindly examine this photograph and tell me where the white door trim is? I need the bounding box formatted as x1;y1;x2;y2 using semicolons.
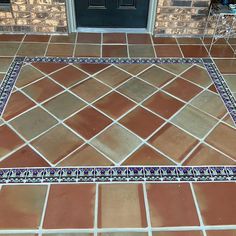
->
66;0;157;34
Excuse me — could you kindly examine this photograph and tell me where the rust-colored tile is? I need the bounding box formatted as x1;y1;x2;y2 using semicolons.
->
58;144;113;166
77;33;101;43
129;45;155;57
65;107;112;140
203;37;227;44
102;45;128;57
2;91;35;121
0;34;24;41
177;37;203;44
120;107;165;139
223;114;235;127
94;92;136;119
98;184;147;228
17;43;47;56
155;45;182;57
95;66;131;87
0;185;47;229
0;145;50;168
163;77;202;101
31;125;84;164
206;123;236;160
153;232;203;236
152;37;177;44
75;44;101;57
99;233;148;236
180;45;209;57
208;44;234;58
193;182;236;225
24;35;50;42
50;65;89;87
50;34;76;43
149;123;198;163
103;33;126;44
122;144;175;166
206;230;236;236
43;184;95;229
128;34;152;44
32;62;67;75
44;234;92;236
0;125;23;158
23;78;63;103
147;183;200;227
143;91;184;119
75;63;110;75
71;78;110;102
183;143;236;166
46;44;74;57
214;59;236;74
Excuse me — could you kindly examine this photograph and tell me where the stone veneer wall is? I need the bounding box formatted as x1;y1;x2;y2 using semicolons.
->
0;0;67;33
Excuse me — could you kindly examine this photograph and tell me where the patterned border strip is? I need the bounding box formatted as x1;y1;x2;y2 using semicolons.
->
0;57;25;116
0;166;235;184
204;62;236;125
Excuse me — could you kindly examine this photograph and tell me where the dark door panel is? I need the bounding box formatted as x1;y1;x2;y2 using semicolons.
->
75;0;150;28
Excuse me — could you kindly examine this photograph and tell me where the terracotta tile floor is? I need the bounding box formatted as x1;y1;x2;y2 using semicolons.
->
0;33;236;235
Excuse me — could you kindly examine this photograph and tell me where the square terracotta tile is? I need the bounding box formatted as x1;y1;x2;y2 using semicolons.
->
171;105;218;139
102;45;128;57
117;78;156;103
0;43;19;56
129;45;155;57
75;63;110;75
224;75;236;92
22;78;63;103
2;91;35;121
71;78;111;103
149;123;198;163
152;37;177;44
0;185;47;229
119;107;165;139
0;145;50;168
159;64;192;75
10;107;57;140
75;44;101;57
17;43;47;56
46;44;74;57
214;59;236;74
43;184;95;229
147;183;200;227
32;62;67;75
180;45;209;57
177;37;203;44
138;65;175;87
0;34;24;41
31;124;84;164
127;34;152;44
43;92;86;119
208;44;234;58
206;123;236;160
143;91;184;119
183;143;235;166
91;124;141;163
50;34;76;43
95;66;131;87
163;77;202;101
94;92;136;119
98;184;147;228
0;57;13;72
24;35;50;42
99;233;148;236
155;45;182;57
65;107;112;140
122;144;175;166
153;232;203;236
50;65;89;87
77;33;101;43
193;182;236;225
58;144;113;166
190;90;227;118
0;125;24;158
206;230;236;236
117;64;149;76
103;33;126;44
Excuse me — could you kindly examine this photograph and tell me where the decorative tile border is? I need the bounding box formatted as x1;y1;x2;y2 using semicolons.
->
0;166;235;184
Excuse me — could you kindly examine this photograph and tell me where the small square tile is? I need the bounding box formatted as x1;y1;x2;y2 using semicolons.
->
91;124;141;163
94;92;136;119
102;45;128;57
0;34;24;42
99;233;148;236
65;107;112;140
128;34;152;44
77;33;101;43
117;64;149;76
31;125;84;164
103;33;126;44
171;105;218;139
50;34;76;43
50;65;89;87
177;37;203;44
32;62;67;75
224;75;236;92
46;44;74;57
208;44;234;58
155;45;182;57
23;78;63;103
163;78;202;102
180;45;209;57
120;107;165;139
43;92;86;120
129;45;155;57
143;91;184;119
0;57;13;72
152;37;177;44
193;183;236;225
75;63;110;75
2;91;35;121
75;44;101;57
24;35;50;42
71;78;111;102
117;78;156;103
17;43;47;56
0;43;19;56
214;59;236;74
147;183;200;227
0;185;47;229
149;123;198;163
98;184;147;228
138;65;175;87
0;125;24;158
43;184;95;229
10;107;57;140
206;230;236;236
153;232;203;236
95;66;131;87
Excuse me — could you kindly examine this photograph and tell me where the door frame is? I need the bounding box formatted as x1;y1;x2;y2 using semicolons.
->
66;0;158;34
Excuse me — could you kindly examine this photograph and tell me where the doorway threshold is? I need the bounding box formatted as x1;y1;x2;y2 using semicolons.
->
76;27;148;34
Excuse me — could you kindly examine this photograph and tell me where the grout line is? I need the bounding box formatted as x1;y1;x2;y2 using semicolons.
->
44;35;52;57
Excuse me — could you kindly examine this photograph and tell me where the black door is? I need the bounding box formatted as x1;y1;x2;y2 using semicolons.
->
75;0;150;28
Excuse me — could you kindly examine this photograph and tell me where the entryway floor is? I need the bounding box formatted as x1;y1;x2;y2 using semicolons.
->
0;33;235;236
